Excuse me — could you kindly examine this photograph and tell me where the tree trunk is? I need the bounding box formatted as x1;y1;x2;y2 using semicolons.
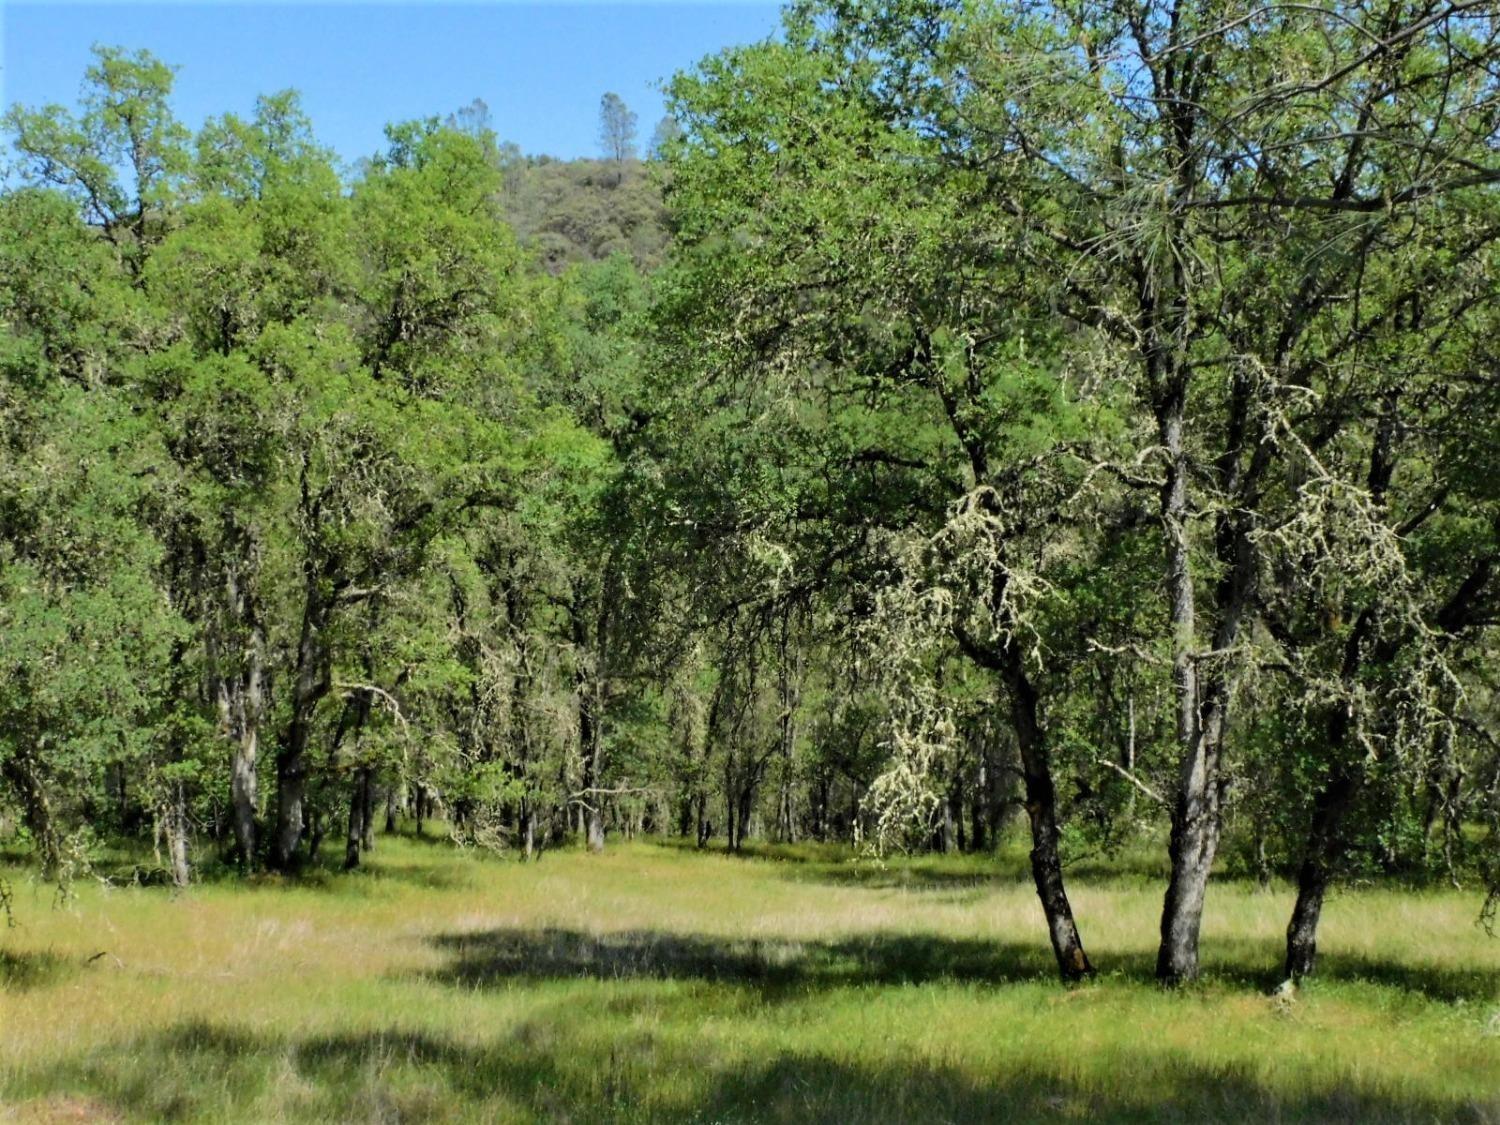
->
572;604;607;854
725;763;739;852
970;750;988;853
521;798;536;861
344;772;366;872
360;772;376;852
579;686;605;853
736;772;755;850
959;553;1093;982
1282;643;1376;980
1285;763;1357;981
774;610;800;844
1002;657;1095;982
1281;585;1404;980
214;553;267;870
1153;343;1269;984
166;781;191;889
1156;679;1230;984
229;718;259;868
272;585;330;871
1154;387;1258;985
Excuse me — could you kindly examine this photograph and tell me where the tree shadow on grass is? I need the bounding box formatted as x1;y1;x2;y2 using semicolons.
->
421;925;1500;1005
654;837;1173;890
1300;949;1500;1004
186;850;478;895
423;926;1062;993
0;947;71;991
20;1017;1493;1124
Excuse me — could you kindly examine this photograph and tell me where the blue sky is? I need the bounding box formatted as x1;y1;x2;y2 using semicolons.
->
1;2;783;162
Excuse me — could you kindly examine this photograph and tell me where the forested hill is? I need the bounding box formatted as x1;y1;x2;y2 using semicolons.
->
500;157;669;272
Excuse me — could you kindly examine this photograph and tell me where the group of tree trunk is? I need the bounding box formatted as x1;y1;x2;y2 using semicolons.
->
2;1;1498;993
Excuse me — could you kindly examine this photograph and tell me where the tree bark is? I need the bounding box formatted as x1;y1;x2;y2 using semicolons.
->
572;596;608;854
343;772;366;872
1153;380;1259;985
271;583;331;871
957;562;1093;981
774;609;800;843
229;717;260;867
579;684;606;852
213;561;265;870
1002;657;1095;982
1284;770;1354;981
521;798;536;861
736;776;755;849
166;781;191;889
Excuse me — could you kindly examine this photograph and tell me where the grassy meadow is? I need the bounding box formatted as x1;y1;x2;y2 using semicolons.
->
0;832;1497;1123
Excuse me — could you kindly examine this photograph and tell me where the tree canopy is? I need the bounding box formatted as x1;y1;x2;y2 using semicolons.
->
3;3;1498;988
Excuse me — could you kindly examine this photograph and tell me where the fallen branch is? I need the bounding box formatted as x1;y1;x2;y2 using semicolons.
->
1095;758;1167;806
332;681;410;734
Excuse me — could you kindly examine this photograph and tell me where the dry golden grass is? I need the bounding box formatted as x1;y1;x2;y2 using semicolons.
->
0;833;1496;1122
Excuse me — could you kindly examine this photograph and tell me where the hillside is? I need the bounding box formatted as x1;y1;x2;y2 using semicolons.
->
500;156;670;272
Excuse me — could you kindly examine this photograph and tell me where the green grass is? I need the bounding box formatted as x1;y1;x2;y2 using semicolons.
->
1;832;1497;1123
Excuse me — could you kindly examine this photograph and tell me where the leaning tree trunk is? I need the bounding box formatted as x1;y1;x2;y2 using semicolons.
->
1283;604;1389;982
964;551;1093;982
1001;654;1095;983
1284;769;1355;981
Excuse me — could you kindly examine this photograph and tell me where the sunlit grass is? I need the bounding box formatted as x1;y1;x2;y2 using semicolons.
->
0;829;1496;1122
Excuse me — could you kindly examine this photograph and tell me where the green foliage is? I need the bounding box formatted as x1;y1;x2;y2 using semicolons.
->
2;6;1498;997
